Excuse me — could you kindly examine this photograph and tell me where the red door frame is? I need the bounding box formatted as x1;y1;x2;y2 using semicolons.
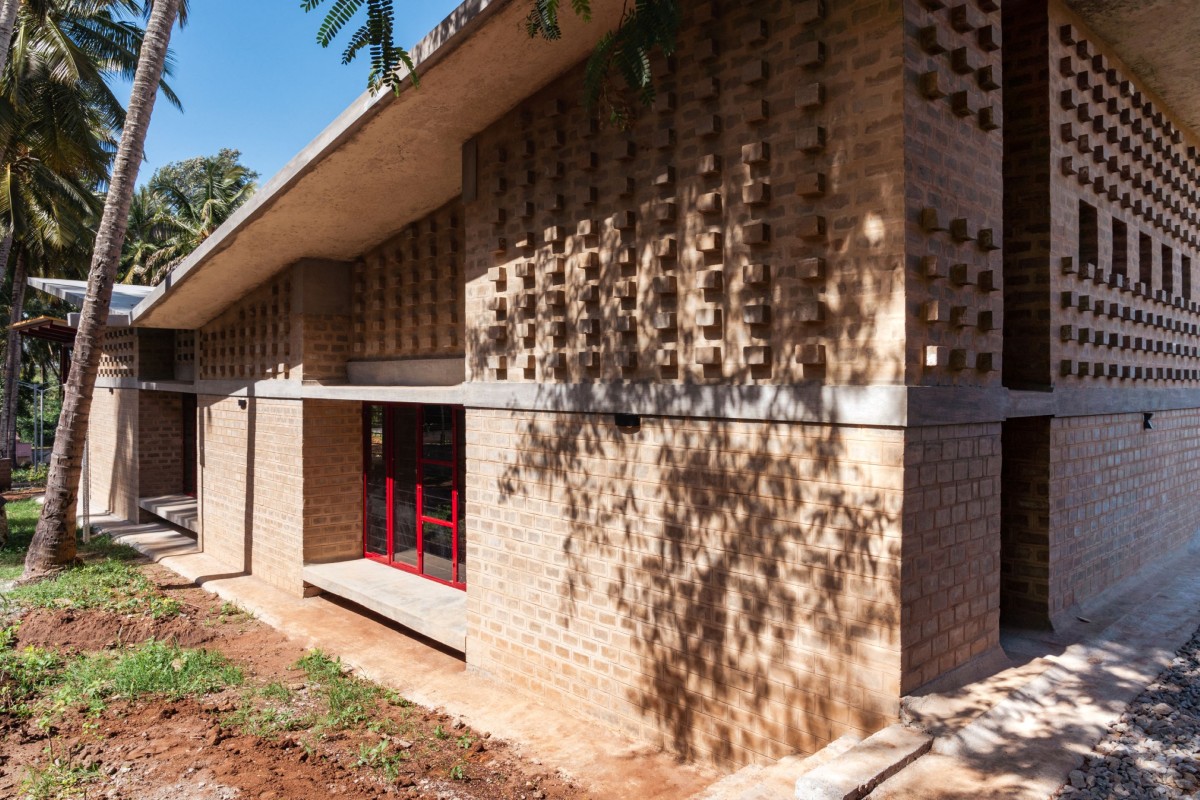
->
362;403;464;590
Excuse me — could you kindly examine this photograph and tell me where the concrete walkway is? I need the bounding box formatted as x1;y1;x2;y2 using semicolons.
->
95;516;718;800
869;536;1200;800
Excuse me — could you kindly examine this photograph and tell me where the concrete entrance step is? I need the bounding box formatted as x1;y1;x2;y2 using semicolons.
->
138;494;199;533
302;559;466;653
90;515;200;560
795;726;932;800
696;734;862;800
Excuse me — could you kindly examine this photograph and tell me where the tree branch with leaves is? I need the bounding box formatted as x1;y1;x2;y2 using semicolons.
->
304;0;679;124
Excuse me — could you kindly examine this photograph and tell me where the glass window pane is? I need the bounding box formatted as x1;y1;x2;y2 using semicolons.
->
421;463;454;522
364;406;387;557
422;405;454;461
391;406;419;568
421;522;454;582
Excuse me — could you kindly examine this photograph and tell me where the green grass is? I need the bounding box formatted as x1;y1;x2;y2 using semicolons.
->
0;499;140;584
225;681;314;739
50;639;243;711
0;498;41;581
356;739;410;782
295;649;384;731
1;636;244;720
6;554;180;619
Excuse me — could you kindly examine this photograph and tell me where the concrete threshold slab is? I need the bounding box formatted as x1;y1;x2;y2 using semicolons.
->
137;494;199;534
302;559;466;653
87;517;719;799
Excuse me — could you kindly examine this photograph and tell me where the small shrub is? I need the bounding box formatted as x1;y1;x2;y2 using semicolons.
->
294;649;382;731
356;739;408;782
19;757;100;800
12;464;49;487
226;682;312;739
0;642;63;716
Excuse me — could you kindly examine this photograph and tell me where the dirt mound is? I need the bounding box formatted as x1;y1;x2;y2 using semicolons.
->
14;608;216;651
0;561;588;799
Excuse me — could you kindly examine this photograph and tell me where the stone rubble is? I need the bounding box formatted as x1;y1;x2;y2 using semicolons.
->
1053;626;1200;800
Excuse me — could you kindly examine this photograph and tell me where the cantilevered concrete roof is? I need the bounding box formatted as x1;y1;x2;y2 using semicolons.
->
1066;0;1200;133
28;277;152;326
132;0;624;330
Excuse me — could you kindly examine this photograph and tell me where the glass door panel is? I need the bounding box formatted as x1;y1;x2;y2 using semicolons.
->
364;405;388;558
390;406;419;569
422;405;454;461
421;521;455;583
363;403;465;589
420;463;454;521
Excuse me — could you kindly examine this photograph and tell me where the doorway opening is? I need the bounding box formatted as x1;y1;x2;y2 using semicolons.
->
182;394;197;496
363;403;465;589
999;416;1051;629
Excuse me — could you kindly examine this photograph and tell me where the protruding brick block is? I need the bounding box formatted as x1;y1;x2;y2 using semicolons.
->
743;345;771;366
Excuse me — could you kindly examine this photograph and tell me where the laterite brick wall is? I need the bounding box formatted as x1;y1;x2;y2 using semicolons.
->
901;423;1001;691
302;400;363;565
465;409;906;767
198;273;294;381
465;0;908;386
904;0;1005;385
97;327;138;380
1004;0;1200;388
198;396;304;593
1045;410;1200;623
136;391;183;502
352;201;465;361
86;387;139;522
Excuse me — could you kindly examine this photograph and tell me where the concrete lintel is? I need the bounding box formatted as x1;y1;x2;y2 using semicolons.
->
346;358;465;387
1008;385;1200;418
67;312;130;327
91;377;1200;427
462;382;911;427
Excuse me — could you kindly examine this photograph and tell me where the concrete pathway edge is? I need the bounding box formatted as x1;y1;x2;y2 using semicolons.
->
866;547;1200;800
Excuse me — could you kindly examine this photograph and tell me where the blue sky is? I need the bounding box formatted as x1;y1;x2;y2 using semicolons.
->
123;0;461;186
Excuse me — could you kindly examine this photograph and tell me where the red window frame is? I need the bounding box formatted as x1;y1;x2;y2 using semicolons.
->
362;403;464;590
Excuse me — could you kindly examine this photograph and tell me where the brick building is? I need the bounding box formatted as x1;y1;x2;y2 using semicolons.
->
31;0;1200;769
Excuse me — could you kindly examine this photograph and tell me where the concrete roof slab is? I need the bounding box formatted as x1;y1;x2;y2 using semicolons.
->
133;0;624;330
1066;0;1200;133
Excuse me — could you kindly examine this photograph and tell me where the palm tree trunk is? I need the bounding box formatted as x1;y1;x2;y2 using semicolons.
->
1;243;26;462
22;0;180;581
0;0;20;81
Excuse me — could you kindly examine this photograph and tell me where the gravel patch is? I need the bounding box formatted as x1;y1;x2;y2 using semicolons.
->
1054;625;1200;799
